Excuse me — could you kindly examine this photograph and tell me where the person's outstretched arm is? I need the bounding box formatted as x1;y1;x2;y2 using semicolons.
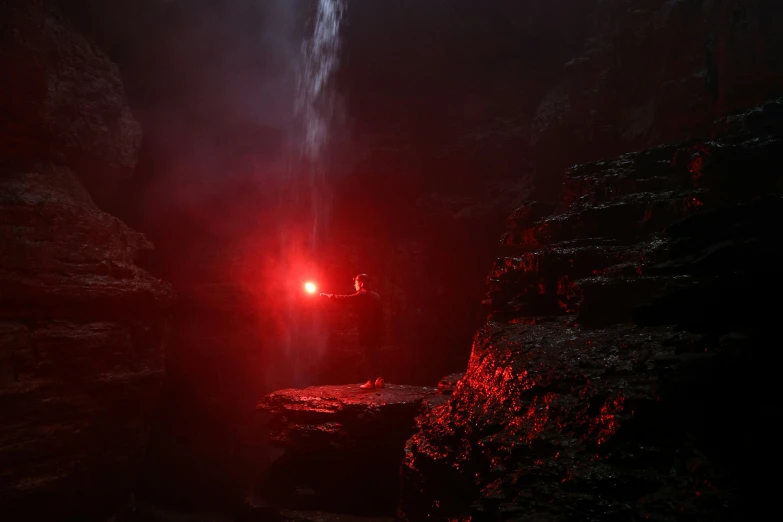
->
320;292;360;300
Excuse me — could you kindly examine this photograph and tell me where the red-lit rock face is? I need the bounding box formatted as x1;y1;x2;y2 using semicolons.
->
399;100;783;521
403;319;682;520
0;3;172;520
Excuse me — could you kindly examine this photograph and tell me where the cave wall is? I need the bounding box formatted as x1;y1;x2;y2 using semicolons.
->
338;0;783;200
382;2;783;520
532;0;783;197
0;1;172;520
400;99;783;522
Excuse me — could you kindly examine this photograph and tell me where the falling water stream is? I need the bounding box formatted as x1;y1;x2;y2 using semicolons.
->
274;0;347;388
292;0;346;248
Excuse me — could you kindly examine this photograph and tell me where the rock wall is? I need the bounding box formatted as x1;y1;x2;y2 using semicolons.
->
0;1;172;520
340;0;783;201
399;101;783;521
532;0;783;197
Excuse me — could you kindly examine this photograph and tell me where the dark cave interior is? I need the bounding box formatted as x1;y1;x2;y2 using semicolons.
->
2;1;783;521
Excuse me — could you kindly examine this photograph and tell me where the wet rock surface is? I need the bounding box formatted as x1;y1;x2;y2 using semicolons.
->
399;100;783;521
256;384;442;515
0;2;172;520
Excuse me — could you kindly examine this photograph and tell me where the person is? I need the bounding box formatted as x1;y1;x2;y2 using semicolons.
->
321;273;384;389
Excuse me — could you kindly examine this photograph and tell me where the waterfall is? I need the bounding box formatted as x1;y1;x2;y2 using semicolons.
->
272;0;346;389
296;0;346;162
292;0;346;249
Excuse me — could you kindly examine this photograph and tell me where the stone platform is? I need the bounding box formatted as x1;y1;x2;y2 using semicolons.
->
256;384;446;515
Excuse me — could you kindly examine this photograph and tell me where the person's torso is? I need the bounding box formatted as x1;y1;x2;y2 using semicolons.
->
353;290;382;333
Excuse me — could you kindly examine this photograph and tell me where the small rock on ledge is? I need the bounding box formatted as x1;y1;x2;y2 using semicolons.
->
436;373;464;395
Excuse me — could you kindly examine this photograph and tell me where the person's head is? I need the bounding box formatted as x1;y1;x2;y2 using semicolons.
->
353;273;370;291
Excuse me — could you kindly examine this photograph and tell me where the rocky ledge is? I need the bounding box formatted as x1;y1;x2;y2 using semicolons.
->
256;384;445;515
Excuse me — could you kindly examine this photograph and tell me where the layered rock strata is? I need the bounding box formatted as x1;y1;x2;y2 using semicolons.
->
256;385;446;515
0;2;172;520
532;0;783;197
399;100;783;521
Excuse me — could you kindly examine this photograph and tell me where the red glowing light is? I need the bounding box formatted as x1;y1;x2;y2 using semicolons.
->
304;282;317;294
